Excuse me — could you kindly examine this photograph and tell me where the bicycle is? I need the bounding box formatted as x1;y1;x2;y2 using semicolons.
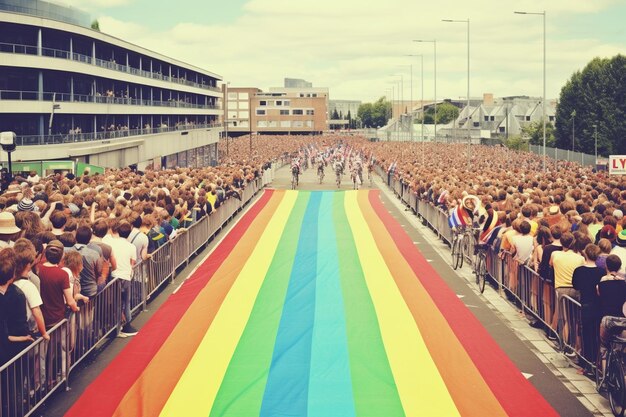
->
474;242;488;294
596;332;626;416
450;227;465;270
291;171;298;190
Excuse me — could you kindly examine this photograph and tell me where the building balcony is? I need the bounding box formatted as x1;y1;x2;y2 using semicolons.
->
14;122;222;146
0;90;220;110
0;41;222;92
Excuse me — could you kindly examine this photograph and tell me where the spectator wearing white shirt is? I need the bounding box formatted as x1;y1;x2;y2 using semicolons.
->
106;221;137;336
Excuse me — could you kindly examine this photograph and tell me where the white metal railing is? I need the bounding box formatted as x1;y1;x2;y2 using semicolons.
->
0;42;220;92
15;123;222;146
0;90;219;110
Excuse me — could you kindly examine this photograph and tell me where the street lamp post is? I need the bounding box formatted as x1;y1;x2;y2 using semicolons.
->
571;110;576;152
443;18;470;170
224;81;230;158
414;39;436;142
515;10;546;171
593;124;598;164
407;54;424;164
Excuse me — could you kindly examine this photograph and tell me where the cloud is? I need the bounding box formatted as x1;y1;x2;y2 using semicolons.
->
92;0;624;102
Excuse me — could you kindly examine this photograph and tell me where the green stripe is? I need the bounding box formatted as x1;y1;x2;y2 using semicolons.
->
333;192;405;417
209;191;310;417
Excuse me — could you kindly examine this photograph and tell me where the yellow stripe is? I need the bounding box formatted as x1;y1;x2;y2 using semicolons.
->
344;191;461;417
159;190;298;417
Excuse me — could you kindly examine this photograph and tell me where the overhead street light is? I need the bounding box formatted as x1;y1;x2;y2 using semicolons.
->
414;39;437;142
407;54;424;165
515;10;546;171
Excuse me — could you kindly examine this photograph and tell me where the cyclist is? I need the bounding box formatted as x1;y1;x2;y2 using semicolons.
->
333;158;343;187
317;157;325;182
291;158;300;187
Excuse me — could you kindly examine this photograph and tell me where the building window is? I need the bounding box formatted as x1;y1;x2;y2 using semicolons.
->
280;120;291;128
276;100;282;106
228;92;237;99
526;116;531;121
280;110;289;115
256;109;266;115
293;121;304;127
292;109;303;115
490;116;495;121
312;93;317;97
549;116;555;122
260;100;267;106
306;110;314;115
257;120;268;127
484;116;489;122
473;122;479;127
499;126;505;133
284;100;290;106
306;121;314;127
299;94;304;97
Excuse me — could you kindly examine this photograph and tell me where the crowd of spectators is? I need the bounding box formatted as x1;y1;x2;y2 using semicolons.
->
366;141;626;370
4;134;625;402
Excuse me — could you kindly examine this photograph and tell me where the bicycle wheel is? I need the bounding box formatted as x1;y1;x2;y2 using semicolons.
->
457;235;465;269
596;349;606;392
608;353;626;416
476;253;487;293
451;237;460;269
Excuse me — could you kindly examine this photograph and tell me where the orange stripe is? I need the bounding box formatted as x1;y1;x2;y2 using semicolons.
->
357;191;508;417
112;191;285;417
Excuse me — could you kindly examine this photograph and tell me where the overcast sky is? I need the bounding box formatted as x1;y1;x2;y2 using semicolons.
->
60;0;625;103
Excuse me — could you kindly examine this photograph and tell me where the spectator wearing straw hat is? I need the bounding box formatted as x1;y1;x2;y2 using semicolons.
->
610;231;626;275
0;211;21;249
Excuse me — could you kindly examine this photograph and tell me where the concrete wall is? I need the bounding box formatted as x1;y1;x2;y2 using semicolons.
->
1;127;222;168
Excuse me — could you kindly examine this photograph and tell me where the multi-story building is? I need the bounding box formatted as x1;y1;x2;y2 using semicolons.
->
0;0;223;169
225;87;328;135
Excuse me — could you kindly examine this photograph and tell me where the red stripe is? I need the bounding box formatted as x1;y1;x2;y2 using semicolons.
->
65;190;274;417
368;191;559;417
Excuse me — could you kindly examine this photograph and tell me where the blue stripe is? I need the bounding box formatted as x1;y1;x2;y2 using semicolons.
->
260;191;321;417
307;193;356;417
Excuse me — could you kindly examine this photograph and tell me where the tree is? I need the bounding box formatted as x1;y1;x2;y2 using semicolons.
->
331;109;340;120
522;120;556;147
504;135;528;151
555;55;626;155
421;102;459;124
357;97;391;128
91;19;101;31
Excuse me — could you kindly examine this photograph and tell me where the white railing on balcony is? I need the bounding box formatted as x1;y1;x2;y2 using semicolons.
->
0;42;222;92
0;90;219;110
15;123;223;146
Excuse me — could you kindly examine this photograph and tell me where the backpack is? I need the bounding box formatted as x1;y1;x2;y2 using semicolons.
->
147;228;167;254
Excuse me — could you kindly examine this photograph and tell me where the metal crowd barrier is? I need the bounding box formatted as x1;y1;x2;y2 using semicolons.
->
0;320;68;417
69;279;122;373
379;170;581;368
560;295;594;369
0;172;269;417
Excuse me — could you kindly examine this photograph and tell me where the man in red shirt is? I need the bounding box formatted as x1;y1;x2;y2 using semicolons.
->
38;240;79;385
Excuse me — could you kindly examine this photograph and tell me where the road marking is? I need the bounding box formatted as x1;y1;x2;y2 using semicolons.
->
522;373;533;380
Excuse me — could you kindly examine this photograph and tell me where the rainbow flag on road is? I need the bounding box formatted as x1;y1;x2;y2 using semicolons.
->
66;190;558;417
